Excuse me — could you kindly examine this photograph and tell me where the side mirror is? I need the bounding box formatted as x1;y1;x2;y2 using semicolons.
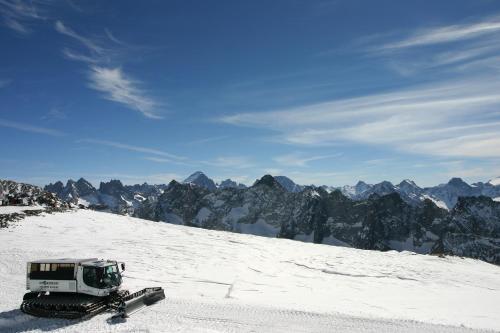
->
120;263;125;271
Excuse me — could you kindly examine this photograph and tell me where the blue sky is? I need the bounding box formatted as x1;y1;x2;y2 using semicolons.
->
1;0;500;187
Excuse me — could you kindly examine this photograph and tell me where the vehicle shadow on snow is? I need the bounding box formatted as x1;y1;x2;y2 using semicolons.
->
0;309;81;332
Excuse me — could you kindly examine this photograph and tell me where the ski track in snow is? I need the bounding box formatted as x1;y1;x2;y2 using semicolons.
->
0;209;499;333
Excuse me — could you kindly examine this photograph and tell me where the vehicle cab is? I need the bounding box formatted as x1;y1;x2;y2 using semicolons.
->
77;259;123;296
27;258;125;297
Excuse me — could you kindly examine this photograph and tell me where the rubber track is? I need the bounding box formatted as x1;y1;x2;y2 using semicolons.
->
19;288;162;320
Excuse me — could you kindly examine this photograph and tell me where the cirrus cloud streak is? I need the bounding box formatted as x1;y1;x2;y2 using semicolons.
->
221;76;500;158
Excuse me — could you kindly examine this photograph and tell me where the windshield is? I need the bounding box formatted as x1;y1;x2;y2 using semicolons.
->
83;264;121;289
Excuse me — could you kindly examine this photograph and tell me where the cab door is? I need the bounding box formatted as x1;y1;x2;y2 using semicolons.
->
76;266;108;296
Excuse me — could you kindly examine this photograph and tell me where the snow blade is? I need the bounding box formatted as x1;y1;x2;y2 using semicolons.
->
118;287;165;318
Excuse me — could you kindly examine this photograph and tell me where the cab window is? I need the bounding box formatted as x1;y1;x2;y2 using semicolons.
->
29;263;75;280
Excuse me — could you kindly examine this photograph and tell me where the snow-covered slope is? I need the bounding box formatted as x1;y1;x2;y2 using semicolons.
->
489;177;500;186
0;210;499;332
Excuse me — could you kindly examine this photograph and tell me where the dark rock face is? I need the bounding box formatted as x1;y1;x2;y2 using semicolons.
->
45;178;99;204
44;181;64;195
218;179;247;189
436;196;500;264
75;178;97;197
182;171;217;191
274;176;304;193
135;175;500;265
99;179;125;196
125;183;168;196
1;179;67;208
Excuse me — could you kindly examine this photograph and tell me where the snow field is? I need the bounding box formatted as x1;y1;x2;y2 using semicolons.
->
0;209;499;332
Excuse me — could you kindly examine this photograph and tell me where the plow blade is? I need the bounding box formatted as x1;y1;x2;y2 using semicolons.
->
119;287;165;318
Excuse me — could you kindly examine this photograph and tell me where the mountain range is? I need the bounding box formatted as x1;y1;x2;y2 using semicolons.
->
177;172;500;210
6;171;498;265
133;174;500;265
38;171;500;264
44;178;167;214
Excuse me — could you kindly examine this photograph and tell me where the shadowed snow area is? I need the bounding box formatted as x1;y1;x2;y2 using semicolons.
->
0;210;499;332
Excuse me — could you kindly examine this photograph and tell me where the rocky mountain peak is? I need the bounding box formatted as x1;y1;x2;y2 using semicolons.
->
448;177;470;188
376;181;394;189
219;179;246;189
183;171;217;191
399;179;418;188
253;175;284;189
44;181;64;194
354;181;371;193
274;176;304;193
329;188;350;201
168;179;180;187
99;179;125;196
76;177;92;186
74;178;96;196
1;179;67;208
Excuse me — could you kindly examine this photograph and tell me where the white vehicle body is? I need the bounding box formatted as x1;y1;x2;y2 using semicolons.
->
26;258;124;297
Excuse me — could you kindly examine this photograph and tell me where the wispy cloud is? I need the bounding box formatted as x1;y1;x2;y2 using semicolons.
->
88;66;161;119
379;17;500;50
143;155;194;167
357;15;500;77
220;76;500;158
54;21;162;119
61;47;99;63
41;108;67;121
0;118;64;136
436;159;500;181
273;152;341;167
363;158;393;166
431;43;499;67
185;135;229;146
78;139;185;160
220;16;500;163
55;21;103;55
0;0;46;34
143;156;171;163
